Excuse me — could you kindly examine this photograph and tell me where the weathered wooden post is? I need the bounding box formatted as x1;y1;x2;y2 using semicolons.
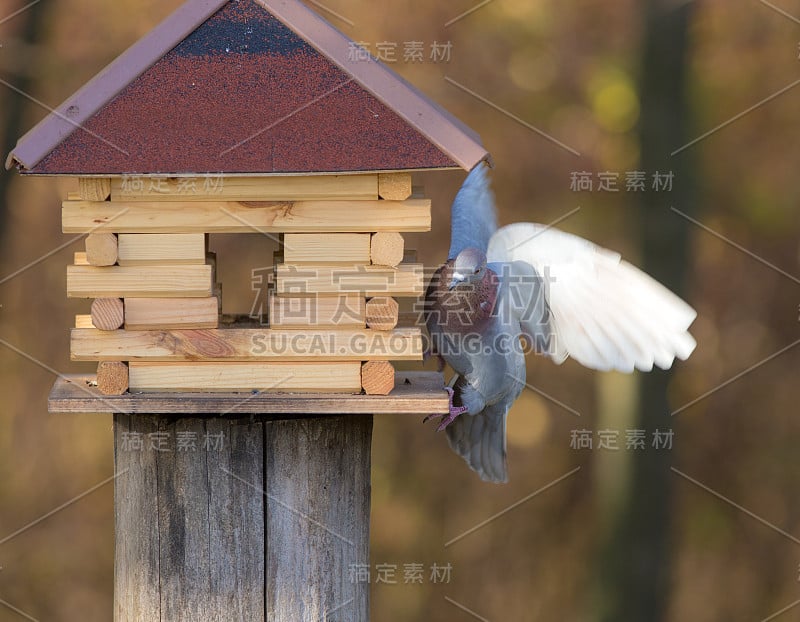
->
7;0;489;619
114;413;372;620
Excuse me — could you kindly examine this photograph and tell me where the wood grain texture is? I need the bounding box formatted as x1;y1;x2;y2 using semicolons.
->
91;298;124;331
157;417;214;621
67;264;213;298
128;362;363;393
79;177;111;201
85;233;118;266
206;419;265;620
117;234;206;266
62;199;431;233
283;233;371;264
71;327;423;362
75;314;95;329
156;420;264;620
275;263;424;297
370;232;404;267
378;173;412;200
124;297;219;330
49;372;449;415
114;415;265;621
73;251;89;266
361;361;396;396
113;413;370;622
97;361;129;395
365;297;400;330
114;414;161;621
266;415;371;621
110;174;379;201
268;294;366;328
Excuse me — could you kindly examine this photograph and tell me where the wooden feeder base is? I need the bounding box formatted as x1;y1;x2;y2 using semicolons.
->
48;371;449;415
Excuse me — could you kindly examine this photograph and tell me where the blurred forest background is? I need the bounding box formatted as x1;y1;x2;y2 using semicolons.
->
1;0;799;620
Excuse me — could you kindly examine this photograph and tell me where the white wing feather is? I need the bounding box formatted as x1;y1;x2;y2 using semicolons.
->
487;223;696;372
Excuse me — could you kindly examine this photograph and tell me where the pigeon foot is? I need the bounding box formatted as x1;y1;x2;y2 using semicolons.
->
423;387;468;431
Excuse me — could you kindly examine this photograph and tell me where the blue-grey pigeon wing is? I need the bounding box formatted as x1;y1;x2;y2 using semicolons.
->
448;164;498;259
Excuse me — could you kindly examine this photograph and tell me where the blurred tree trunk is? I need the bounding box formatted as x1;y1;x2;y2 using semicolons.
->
0;0;49;232
596;1;696;621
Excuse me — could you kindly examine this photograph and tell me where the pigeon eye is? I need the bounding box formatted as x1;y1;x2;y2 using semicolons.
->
474;268;481;275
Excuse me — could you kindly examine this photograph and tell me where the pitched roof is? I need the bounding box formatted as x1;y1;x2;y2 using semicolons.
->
5;0;489;176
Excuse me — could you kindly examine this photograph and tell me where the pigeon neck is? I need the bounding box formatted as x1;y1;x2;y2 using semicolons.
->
442;263;499;330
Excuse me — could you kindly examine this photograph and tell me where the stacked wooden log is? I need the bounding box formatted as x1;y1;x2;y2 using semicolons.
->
66;174;426;396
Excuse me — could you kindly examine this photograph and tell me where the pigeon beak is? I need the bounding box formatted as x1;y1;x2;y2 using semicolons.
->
448;273;465;290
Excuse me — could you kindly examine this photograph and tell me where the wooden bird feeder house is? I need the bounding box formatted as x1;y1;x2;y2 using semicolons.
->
6;0;489;619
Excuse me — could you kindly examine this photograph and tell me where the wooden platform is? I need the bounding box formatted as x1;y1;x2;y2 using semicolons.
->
48;372;449;415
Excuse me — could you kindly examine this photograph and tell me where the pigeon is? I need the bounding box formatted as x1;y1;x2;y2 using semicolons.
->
423;164;697;483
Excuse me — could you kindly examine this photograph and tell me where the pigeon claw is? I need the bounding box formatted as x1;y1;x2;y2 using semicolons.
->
423;387;468;431
436;405;468;432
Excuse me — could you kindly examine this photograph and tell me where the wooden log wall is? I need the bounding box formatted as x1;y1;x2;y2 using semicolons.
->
67;174;423;396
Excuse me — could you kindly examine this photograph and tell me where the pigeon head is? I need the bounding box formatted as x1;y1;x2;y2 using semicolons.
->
449;247;488;290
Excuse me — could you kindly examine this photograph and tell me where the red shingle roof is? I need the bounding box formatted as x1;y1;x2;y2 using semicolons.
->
6;0;489;175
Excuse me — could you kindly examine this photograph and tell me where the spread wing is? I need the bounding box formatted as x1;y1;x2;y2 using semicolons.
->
487;223;696;372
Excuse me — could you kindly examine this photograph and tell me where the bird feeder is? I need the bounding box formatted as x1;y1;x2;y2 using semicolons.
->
6;0;489;619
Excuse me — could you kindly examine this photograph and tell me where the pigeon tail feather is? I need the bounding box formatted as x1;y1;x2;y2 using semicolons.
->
445;402;509;483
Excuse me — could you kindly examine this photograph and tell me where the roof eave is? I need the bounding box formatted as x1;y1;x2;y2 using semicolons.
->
8;165;469;178
4;151;20;171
